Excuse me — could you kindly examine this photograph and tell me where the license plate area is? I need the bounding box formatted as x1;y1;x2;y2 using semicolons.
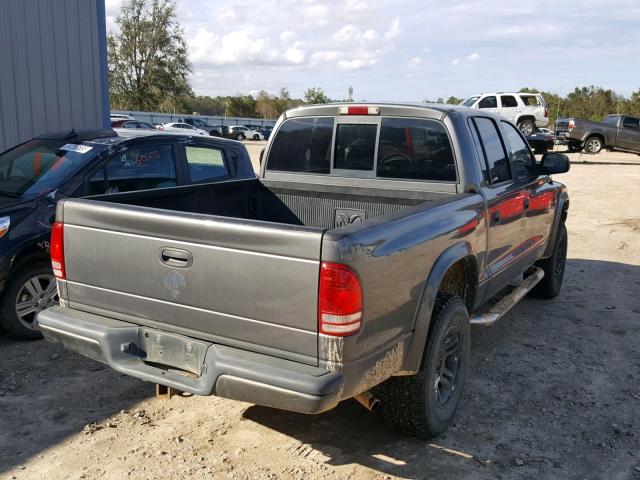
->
138;328;209;376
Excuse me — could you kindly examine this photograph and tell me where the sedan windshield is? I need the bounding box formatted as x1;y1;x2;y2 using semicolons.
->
0;139;97;197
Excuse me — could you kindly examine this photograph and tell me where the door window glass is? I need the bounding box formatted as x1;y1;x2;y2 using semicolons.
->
478;96;497;109
88;144;177;195
472;117;511;184
185;146;229;182
500;95;518;108
376;118;456;181
622;117;640;129
501;121;537;179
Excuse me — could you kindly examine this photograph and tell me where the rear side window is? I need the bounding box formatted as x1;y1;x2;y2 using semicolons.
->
472;117;511;184
88;144;177;195
520;95;540;106
267;117;334;174
377;118;456;181
334;124;377;171
501;95;518;108
185;146;229;182
478;96;497;109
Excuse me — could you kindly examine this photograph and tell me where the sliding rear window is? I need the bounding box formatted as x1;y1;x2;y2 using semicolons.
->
267;117;333;174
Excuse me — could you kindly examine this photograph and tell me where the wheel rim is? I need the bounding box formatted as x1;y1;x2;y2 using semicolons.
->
520;122;533;135
587;139;600;153
434;326;462;406
15;274;58;330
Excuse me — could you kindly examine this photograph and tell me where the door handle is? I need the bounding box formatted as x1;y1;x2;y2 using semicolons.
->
491;211;501;224
159;248;193;268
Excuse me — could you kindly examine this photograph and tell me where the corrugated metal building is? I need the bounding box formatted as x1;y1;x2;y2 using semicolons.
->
0;0;109;152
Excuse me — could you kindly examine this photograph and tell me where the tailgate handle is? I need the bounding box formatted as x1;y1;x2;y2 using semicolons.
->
160;248;193;268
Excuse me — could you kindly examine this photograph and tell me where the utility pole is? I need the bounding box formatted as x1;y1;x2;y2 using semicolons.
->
348;86;353;102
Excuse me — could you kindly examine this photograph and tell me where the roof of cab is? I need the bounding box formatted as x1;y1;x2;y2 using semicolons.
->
283;102;473;121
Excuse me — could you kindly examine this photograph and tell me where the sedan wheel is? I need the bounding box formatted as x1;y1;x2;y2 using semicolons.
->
15;275;58;330
236;134;245;141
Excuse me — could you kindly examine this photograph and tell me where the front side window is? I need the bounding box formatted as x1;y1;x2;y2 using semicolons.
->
267;117;334;174
334;124;377;171
377;118;456;181
622;117;640;129
473;117;511;184
501;95;518;108
88;144;177;195
462;96;480;107
501;121;537;180
185;146;229;182
478;96;497;109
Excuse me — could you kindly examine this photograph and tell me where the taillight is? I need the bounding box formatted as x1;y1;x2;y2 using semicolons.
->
568;120;575;131
544;107;549;118
50;221;65;279
338;106;380;115
318;262;362;336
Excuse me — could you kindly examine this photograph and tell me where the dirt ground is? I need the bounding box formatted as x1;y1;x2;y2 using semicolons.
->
1;146;639;480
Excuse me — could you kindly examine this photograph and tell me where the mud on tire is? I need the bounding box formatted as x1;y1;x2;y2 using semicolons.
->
373;294;470;438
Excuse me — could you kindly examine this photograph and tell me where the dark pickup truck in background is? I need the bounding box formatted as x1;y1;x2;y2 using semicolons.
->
556;114;640;154
38;103;570;438
0;129;254;339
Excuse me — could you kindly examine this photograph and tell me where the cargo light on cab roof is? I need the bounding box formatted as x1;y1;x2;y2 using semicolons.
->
338;106;380;115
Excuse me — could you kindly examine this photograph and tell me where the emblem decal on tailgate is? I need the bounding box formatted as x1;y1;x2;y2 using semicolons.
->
164;270;186;298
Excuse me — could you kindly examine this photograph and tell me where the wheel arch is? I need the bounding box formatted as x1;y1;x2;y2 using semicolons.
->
516;115;536;125
542;193;569;258
400;242;479;374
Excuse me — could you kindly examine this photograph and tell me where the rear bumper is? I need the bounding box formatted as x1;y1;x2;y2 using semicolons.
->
37;306;343;414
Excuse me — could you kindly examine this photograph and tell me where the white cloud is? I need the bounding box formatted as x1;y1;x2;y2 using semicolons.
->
338;58;376;69
280;30;295;44
285;43;306;64
347;0;367;11
408;57;422;68
216;7;237;23
302;4;330;26
452;58;460;65
311;50;340;62
384;16;401;39
467;52;480;61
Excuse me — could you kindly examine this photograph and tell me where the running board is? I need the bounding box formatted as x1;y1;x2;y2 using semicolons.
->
469;267;544;327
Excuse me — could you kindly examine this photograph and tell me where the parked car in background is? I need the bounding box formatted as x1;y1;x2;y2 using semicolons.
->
222;126;263;141
0;129;255;339
39;103;570;439
158;122;208;136
557;114;640;154
259;126;274;140
110;119;155;129
181;118;222;136
109;113;135;121
461;92;549;135
526;130;555;154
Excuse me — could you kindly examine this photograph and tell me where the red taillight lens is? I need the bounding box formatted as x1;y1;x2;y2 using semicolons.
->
544;107;549;118
318;262;362;336
50;221;65;279
568;120;575;130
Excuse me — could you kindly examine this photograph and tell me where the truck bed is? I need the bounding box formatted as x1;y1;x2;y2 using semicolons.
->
56;178;453;365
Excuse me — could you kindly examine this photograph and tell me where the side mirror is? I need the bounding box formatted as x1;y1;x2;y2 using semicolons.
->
540;152;570;175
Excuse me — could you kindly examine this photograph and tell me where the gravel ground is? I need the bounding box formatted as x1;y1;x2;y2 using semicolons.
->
0;147;639;480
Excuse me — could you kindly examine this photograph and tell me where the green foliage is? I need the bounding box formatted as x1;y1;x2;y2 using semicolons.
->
304;87;330;104
108;0;192;112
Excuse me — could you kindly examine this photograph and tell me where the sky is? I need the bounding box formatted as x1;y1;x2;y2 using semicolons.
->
105;0;640;102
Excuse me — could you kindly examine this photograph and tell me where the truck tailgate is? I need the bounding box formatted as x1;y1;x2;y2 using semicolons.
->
57;199;323;364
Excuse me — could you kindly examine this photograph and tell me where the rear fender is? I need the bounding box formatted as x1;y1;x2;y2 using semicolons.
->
400;242;477;374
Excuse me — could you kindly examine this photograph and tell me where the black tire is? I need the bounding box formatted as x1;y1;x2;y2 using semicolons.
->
567;144;581;153
0;262;57;339
517;119;535;136
236;134;245;141
253;134;260;141
374;294;470;438
530;223;567;299
584;136;603;154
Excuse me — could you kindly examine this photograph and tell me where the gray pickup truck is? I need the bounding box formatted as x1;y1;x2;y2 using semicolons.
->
38;103;570;438
557;114;640;154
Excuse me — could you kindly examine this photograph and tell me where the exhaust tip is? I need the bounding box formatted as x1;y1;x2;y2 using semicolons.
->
354;391;380;412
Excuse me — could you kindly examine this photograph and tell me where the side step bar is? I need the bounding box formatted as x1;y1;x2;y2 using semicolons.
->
470;267;544;327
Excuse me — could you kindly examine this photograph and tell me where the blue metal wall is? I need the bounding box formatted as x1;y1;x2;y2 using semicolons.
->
0;0;109;152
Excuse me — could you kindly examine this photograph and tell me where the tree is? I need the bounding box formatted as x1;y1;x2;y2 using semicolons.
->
304;87;330;104
446;96;463;105
108;0;192;112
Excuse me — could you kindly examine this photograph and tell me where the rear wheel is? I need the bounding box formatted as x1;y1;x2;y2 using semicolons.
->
253;134;260;140
0;262;58;339
374;294;470;438
584;136;603;154
517;119;535;136
236;133;245;141
530;223;567;299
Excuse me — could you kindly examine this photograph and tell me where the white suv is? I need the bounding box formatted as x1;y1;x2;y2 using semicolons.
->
461;92;549;135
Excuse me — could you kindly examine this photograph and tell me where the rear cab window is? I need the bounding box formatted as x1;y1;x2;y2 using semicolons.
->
266;115;457;183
